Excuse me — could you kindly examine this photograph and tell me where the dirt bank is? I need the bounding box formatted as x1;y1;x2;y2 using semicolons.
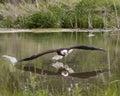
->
0;28;119;33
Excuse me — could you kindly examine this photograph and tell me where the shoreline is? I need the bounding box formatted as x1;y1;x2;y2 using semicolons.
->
0;28;119;33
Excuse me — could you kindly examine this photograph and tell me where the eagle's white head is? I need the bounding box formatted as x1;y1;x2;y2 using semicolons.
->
52;62;74;77
61;50;68;56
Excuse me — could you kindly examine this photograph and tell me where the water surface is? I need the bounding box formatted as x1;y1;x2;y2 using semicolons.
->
0;31;120;93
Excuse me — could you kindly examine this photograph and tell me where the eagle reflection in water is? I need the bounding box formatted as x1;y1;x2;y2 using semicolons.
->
23;62;107;79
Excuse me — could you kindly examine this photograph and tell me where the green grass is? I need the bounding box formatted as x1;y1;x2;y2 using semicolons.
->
0;57;120;96
0;0;120;28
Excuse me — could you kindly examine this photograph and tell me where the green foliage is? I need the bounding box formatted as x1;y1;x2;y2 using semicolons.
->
92;15;104;28
0;14;4;21
0;57;119;96
0;0;6;4
26;12;55;28
16;11;60;28
14;16;28;28
0;17;14;28
0;0;120;28
75;0;96;12
61;11;76;28
77;16;88;28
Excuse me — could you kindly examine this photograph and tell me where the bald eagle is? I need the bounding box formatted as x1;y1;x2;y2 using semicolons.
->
2;45;105;64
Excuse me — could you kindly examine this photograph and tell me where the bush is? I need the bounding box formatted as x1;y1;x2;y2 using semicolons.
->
77;15;88;28
0;0;120;28
74;0;97;28
0;17;14;28
16;11;60;28
92;15;104;28
61;11;77;28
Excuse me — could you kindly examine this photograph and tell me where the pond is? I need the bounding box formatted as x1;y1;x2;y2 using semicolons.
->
0;31;120;95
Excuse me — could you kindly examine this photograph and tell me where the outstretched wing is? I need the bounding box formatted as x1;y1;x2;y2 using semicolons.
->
23;66;58;75
18;45;105;62
68;45;106;51
69;70;107;78
18;49;57;62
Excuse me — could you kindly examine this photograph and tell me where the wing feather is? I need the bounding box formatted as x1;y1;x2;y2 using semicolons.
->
69;70;107;78
23;66;58;75
18;49;57;62
68;45;105;51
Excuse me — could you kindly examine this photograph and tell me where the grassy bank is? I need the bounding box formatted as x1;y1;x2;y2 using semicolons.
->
0;58;120;96
0;0;120;29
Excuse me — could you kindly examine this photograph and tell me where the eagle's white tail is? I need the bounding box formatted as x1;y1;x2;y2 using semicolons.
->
2;55;18;65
